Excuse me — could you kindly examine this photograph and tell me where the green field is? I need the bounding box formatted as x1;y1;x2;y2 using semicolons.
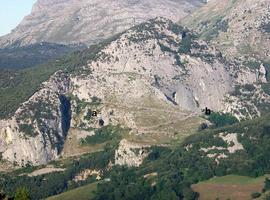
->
192;175;270;200
203;174;269;185
46;181;99;200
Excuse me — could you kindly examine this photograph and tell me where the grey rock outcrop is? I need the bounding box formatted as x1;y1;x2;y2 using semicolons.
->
0;71;70;166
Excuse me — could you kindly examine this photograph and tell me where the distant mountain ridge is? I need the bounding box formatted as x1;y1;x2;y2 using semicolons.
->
181;0;270;63
0;0;204;48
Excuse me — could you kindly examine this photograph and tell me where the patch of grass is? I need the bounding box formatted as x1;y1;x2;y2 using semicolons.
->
46;181;100;200
204;175;268;185
192;175;270;200
81;125;128;145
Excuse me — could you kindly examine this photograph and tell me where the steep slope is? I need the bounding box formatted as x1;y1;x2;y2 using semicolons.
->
0;0;203;48
181;0;270;63
0;18;267;166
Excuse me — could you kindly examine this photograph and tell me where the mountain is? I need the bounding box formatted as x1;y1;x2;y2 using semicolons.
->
0;0;204;48
0;3;269;199
0;18;268;167
181;0;270;63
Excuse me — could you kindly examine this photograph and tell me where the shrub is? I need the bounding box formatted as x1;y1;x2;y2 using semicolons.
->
14;187;30;200
264;178;270;191
198;123;208;131
262;82;270;95
174;54;181;66
178;34;192;54
84;109;93;120
243;84;256;91
81;125;122;145
251;192;261;199
90;96;102;106
244;60;261;70
261;22;270;33
208;112;239;127
18;124;35;137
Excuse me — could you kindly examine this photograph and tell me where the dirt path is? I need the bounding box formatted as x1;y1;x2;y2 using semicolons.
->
100;101;193;114
138;112;197;131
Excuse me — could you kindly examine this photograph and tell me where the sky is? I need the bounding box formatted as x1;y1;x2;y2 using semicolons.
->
0;0;36;36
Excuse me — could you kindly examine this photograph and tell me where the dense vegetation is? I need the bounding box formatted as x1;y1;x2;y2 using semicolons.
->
81;125;124;145
93;114;270;199
2;113;270;199
0;43;84;70
0;145;116;200
207;112;239;127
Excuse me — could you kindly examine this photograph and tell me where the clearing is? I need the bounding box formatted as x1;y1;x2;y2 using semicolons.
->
192;174;270;200
46;181;100;200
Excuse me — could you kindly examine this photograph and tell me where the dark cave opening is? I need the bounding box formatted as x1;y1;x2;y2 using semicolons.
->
59;95;71;138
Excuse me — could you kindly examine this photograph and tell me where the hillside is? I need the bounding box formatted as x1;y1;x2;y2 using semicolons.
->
2;110;270;199
1;0;270;199
181;0;270;63
0;0;204;48
0;17;269;167
0;42;85;69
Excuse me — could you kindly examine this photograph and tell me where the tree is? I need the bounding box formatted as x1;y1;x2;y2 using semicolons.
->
183;187;199;200
264;178;270;191
150;189;178;200
251;192;261;199
14;187;30;200
208;112;238;127
198;123;208;131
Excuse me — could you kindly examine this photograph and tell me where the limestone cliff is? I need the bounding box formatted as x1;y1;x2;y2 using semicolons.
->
0;71;70;165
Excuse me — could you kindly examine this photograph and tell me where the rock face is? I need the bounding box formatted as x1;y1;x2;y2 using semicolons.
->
115;139;150;167
182;0;270;62
196;132;244;164
0;71;70;166
0;0;203;48
0;18;266;166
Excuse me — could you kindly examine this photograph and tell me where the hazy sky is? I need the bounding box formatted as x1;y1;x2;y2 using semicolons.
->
0;0;36;36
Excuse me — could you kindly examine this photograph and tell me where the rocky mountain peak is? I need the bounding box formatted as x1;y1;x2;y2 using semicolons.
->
0;0;203;48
